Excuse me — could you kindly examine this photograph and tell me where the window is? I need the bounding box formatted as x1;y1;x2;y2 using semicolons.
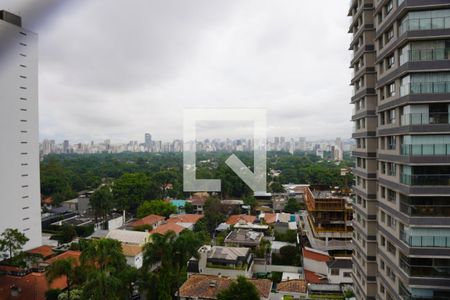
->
388;109;396;123
380;235;386;247
331;269;339;276
386;27;394;43
388;83;396;97
380;211;386;223
343;272;351;277
387;241;396;256
380;112;386;125
386;1;393;15
387;136;396;150
387;55;395;69
380;284;385;294
387;214;397;229
380;259;385;270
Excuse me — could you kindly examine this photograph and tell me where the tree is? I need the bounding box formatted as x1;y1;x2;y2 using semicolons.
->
52;225;77;245
113;173;158;213
284;198;301;214
80;239;128;300
203;197;225;233
217;276;259;300
141;231;203;299
90;186;114;226
0;228;29;258
137;200;177;218
46;258;80;300
272;245;300;266
184;202;194;214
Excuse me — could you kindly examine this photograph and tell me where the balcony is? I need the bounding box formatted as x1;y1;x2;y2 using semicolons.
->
400;16;450;36
401;48;450;65
401;82;450;96
400;112;449;126
400;230;450;248
401;174;450;185
400;201;450;217
400;257;450;278
401;144;450;156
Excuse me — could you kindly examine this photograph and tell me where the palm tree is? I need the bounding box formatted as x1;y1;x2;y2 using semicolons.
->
46;258;77;300
80;238;128;299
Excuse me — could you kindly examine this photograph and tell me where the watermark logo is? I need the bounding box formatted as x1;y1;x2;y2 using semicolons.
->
183;108;267;193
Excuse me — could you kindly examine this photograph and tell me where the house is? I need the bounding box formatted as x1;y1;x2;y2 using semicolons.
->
224;229;263;248
259;212;277;224
106;229;150;246
189;197;206;215
149;223;185;236
166;214;203;230
27;245;54;259
170;199;187;214
226;214;256;226
302;247;329;284
188;245;254;279
326;258;353;284
0;272;66;300
178;274;272;300
130;214;165;229
272;279;307;300
122;244;144;269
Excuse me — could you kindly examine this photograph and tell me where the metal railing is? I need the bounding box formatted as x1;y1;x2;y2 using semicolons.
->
400;16;450;35
400;202;450;217
400;257;450;278
401;230;450;248
401;174;450;186
400;112;449;125
401;144;450;156
401;81;450;96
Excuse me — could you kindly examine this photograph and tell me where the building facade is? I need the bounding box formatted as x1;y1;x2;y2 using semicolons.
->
0;11;41;252
349;1;450;299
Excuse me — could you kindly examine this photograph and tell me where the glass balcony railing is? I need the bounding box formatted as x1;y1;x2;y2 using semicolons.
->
400;16;450;35
400;258;450;278
400;112;449;126
401;144;450;156
400;201;450;217
401;174;450;186
400;230;450;248
402;48;450;64
401;82;450;96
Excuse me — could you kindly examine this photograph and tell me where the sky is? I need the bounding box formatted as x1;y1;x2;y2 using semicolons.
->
2;0;352;143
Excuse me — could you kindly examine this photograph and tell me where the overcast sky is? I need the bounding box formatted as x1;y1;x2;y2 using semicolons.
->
3;0;352;143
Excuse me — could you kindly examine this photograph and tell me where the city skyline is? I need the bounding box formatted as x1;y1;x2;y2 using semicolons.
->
1;0;352;143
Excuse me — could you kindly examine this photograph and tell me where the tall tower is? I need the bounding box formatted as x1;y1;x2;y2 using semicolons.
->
0;11;41;251
349;1;450;299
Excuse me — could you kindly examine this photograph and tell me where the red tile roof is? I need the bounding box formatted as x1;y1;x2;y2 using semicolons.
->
262;213;277;224
304;270;328;284
149;223;185;235
166;214;203;224
178;274;272;299
130;214;165;227
0;272;66;300
226;214;256;225
277;279;307;293
27;245;54;258
45;251;81;265
302;247;330;262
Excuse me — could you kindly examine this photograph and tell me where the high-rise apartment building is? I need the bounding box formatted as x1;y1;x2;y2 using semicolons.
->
0;11;41;251
349;1;450;299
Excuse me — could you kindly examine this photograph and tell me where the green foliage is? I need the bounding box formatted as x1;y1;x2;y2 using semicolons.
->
113;173;158;213
272;245;301;266
74;225;94;238
141;230;204;300
133;224;153;232
45;289;61;300
184;201;194;214
254;239;271;258
90;186;114;225
284;198;302;213
46;258;84;300
203;197;226;233
274;230;297;243
217;276;260;300
40;158;80;204
0;228;29;258
57;289;82;300
51;225;77;245
137;200;177;218
270;271;283;283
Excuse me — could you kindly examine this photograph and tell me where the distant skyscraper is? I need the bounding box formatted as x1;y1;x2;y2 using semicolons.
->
63;140;69;153
0;11;41;251
298;137;306;151
145;133;152;151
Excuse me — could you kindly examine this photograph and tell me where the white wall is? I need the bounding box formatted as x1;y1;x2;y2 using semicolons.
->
0;18;41;252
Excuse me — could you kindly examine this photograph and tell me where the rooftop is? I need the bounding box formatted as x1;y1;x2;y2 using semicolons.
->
122;244;143;257
327;259;352;269
149;223;185;235
277;279;307;294
130;214;165;227
0;272;65;300
224;229;263;245
226;214;256;225
178;274;272;299
203;245;250;261
26;245;54;259
106;229;150;245
166;214;203;224
45;251;81;265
